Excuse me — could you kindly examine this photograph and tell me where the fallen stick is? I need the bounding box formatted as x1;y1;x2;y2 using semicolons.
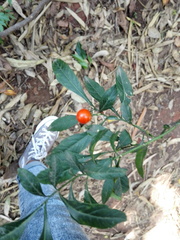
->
131;107;147;139
0;0;51;38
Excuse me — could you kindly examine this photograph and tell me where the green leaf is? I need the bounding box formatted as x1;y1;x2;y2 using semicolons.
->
72;54;88;69
84;77;105;102
120;175;129;193
75;42;87;59
110;132;119;151
84;183;97;204
39;204;53;240
68;184;76;201
53;132;93;153
46;151;81;186
0;21;7;27
37;169;51;185
117;130;132;149
18;169;45;196
135;146;148;177
87;124;113;141
0;13;9;21
52;59;92;106
116;67;133;102
121;99;132;122
49;115;77;131
89;129;108;158
99;85;117;111
0;209;37;239
114;177;122;197
84;161;127;180
102;179;114;204
60;196;127;228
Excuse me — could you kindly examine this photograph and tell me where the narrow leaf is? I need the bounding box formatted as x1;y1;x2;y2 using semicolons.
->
117;130;132;149
114;178;122;197
37;169;51;185
99;85;117;111
110;132;119;151
135;146;148;177
102;179;114;204
89;129;108;157
52;59;92;105
53;132;93;153
120;175;129;193
18;169;45;196
84;77;105;102
0;209;38;239
72;55;88;69
49;115;77;131
39;204;53;240
68;184;76;201
46;151;81;186
75;42;87;59
87;124;113;141
116;67;133;100
61;196;127;229
121;100;132;122
84;183;97;204
84;161;127;180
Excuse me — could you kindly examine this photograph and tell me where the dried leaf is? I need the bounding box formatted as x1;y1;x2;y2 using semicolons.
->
148;27;161;39
116;10;129;33
174;37;180;48
3;89;17;96
4;196;11;216
66;7;88;30
92;50;109;59
0;82;6;93
12;0;26;18
162;0;170;6
6;58;45;70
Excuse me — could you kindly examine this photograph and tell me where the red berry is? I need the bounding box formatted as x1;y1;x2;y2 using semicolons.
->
76;109;92;124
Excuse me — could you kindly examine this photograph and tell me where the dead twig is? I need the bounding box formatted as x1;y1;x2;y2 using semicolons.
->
131;107;147;139
0;0;51;38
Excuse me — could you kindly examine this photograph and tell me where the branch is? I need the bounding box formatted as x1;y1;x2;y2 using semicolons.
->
0;0;52;38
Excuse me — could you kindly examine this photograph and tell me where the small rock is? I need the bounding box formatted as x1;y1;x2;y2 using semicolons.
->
148;27;161;39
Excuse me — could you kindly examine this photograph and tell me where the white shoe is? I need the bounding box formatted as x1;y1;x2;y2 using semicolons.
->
18;116;59;168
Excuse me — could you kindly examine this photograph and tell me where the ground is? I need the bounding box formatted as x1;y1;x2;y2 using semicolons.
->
0;0;180;239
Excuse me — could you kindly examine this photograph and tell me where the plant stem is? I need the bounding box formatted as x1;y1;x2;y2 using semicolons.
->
111;107;152;137
121;121;179;157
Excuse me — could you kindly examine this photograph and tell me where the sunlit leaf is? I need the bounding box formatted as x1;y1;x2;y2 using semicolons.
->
121;99;132;122
84;77;105;102
52;59;92;105
99;85;117;111
53;132;93;153
116;67;133;102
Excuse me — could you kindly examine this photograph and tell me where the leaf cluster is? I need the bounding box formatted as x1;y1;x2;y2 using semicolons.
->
1;48;179;239
0;6;14;32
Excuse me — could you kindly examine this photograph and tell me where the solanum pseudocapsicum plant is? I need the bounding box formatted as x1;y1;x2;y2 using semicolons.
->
0;59;179;240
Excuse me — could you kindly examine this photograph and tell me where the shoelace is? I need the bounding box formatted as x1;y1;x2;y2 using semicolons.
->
27;127;56;160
